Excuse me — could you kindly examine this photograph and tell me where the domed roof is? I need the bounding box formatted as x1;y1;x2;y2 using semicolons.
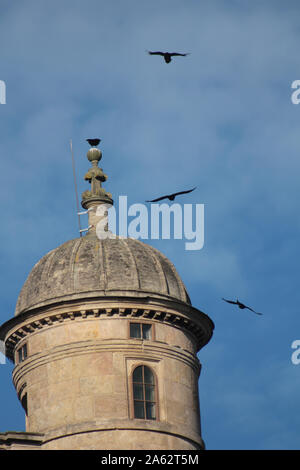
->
15;234;191;316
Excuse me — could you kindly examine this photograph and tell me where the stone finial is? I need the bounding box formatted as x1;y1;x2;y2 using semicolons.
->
81;142;113;209
81;140;113;234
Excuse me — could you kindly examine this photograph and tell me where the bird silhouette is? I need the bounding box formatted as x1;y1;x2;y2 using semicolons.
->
86;138;101;147
146;187;196;203
147;51;190;63
222;298;263;315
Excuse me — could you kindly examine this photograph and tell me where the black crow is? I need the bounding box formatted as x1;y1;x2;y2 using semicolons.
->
146;187;196;203
147;51;190;63
86;138;101;147
222;298;263;315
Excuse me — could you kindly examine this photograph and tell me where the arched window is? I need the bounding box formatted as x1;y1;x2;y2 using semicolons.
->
132;365;157;420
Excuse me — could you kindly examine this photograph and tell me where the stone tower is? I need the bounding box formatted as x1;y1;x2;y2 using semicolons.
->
0;143;214;450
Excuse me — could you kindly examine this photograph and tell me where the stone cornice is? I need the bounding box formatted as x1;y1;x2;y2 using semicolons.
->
0;431;44;448
1;299;214;362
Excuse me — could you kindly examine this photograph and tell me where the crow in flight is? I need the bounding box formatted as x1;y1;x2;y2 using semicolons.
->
146;187;196;203
222;298;263;315
147;51;190;63
86;138;101;147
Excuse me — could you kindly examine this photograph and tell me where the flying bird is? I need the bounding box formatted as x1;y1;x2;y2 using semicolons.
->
147;51;190;63
222;298;263;315
146;187;196;203
86;138;101;147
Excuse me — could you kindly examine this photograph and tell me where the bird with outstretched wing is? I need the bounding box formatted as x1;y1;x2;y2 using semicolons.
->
222;298;263;315
147;51;190;63
146;187;196;203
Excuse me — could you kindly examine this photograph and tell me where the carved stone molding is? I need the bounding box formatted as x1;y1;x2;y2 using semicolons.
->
4;302;211;362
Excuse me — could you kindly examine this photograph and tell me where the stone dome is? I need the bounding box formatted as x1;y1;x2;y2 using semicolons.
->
15;234;191;316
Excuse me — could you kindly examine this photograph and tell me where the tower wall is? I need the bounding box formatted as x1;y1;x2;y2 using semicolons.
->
0;143;214;451
9;301;206;450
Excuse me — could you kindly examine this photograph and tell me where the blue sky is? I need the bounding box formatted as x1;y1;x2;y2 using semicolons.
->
1;0;300;450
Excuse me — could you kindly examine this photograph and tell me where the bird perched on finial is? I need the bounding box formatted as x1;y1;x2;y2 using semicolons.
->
146;187;196;203
86;138;101;147
147;51;190;63
222;298;263;315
